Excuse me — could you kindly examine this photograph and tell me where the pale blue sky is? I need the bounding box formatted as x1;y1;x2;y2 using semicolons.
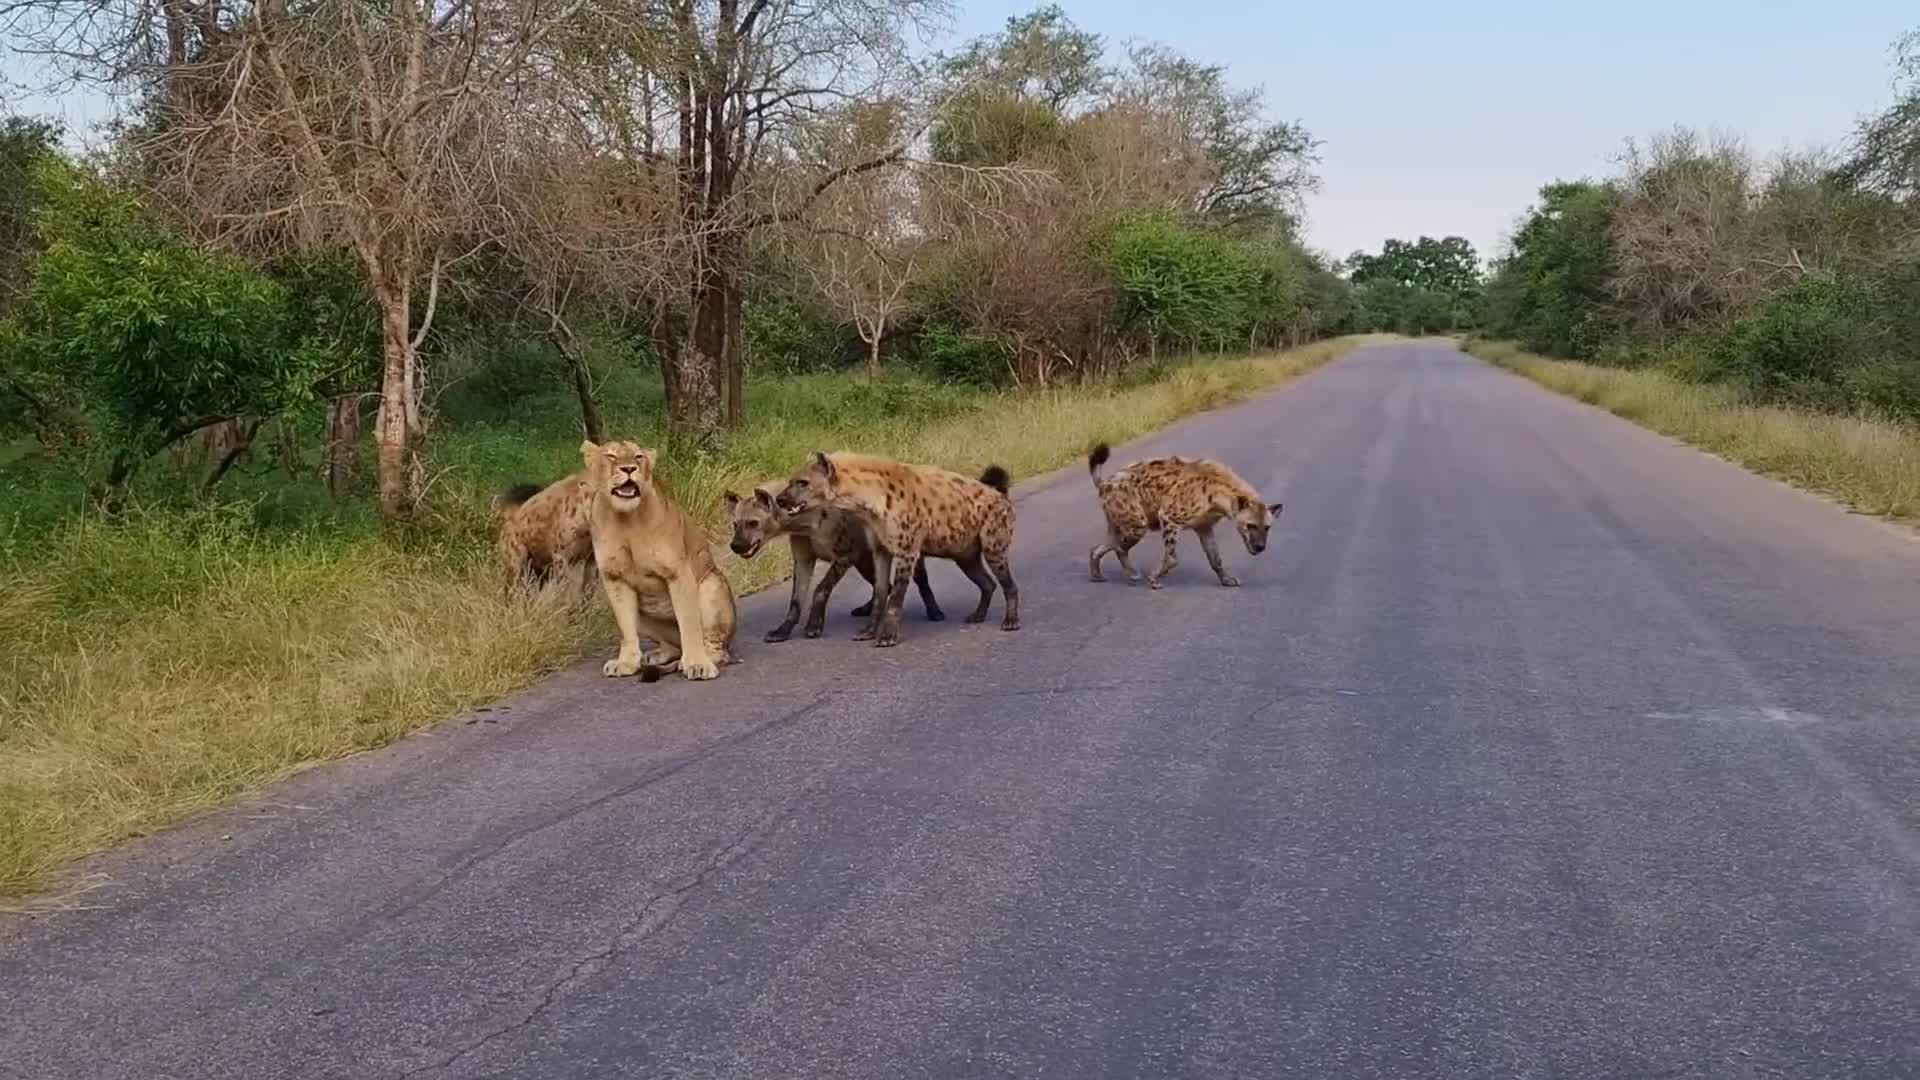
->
953;0;1914;261
6;2;1914;261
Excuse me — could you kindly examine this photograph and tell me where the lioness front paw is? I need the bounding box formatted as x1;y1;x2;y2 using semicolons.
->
681;656;720;681
603;655;642;678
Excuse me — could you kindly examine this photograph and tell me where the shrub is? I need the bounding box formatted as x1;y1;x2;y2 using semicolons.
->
916;321;1012;387
744;295;847;375
1099;212;1254;350
1843;360;1920;422
26;161;320;469
1704;274;1874;397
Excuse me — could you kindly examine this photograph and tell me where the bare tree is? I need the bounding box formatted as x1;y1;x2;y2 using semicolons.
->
507;0;949;442
3;0;595;518
1609;127;1761;334
792;101;926;379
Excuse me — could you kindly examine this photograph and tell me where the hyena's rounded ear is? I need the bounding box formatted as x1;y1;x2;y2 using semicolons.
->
1268;501;1284;515
1236;494;1254;513
811;451;835;479
754;488;779;510
721;490;741;510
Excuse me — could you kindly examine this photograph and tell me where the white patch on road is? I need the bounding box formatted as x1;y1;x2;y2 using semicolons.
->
1644;706;1824;727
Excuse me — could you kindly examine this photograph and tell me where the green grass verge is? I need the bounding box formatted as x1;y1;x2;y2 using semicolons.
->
1465;338;1920;524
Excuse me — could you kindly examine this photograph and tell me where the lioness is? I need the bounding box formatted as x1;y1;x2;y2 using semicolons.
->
583;439;738;681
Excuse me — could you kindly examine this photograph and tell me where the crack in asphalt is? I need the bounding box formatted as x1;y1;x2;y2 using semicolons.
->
225;692;844;1009
373;691;837;928
395;797;798;1079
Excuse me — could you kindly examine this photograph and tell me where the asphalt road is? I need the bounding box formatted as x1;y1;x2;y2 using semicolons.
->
6;341;1920;1079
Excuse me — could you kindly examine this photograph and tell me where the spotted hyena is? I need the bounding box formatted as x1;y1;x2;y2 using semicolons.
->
723;484;945;642
1085;442;1282;589
775;453;1018;647
493;472;595;593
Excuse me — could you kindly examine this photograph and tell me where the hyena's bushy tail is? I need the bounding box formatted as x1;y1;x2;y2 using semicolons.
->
1087;443;1112;488
491;481;544;515
978;464;1012;496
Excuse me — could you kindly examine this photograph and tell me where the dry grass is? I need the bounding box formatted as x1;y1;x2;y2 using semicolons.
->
0;335;1381;898
1468;339;1920;523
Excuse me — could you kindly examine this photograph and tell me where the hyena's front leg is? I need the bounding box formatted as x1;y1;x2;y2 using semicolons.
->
766;541;815;643
804;559;853;638
1147;524;1181;590
853;548;891;642
873;546;920;648
1195;524;1239;587
848;551;884;619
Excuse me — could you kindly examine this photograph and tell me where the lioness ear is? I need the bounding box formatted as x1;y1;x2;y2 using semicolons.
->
811;451;834;480
580;439;599;463
1268;501;1284;515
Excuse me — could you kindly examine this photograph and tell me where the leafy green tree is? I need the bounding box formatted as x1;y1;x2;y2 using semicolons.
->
266;250;383;496
1101;212;1251;354
1116;43;1320;228
1483;182;1620;356
937;4;1109;114
929;91;1071;167
1343;236;1482;333
1835;29;1920;198
1347;236;1482;299
0;116;61;315
22;161;329;498
0;115;67;439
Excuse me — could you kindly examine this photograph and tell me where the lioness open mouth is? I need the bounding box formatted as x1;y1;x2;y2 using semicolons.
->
611;480;642;499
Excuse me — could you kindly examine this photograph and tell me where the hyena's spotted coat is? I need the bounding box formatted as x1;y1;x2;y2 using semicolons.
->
723;485;944;642
1086;443;1283;589
775;452;1019;647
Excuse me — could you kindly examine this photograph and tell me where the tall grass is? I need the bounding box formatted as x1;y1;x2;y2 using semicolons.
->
1467;339;1920;523
0;336;1380;899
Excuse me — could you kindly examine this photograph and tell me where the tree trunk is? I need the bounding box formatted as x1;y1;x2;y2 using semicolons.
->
865;320;883;381
325;393;362;498
548;328;605;442
374;285;415;519
672;271;729;442
203;419;262;495
724;277;744;427
647;314;683;421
